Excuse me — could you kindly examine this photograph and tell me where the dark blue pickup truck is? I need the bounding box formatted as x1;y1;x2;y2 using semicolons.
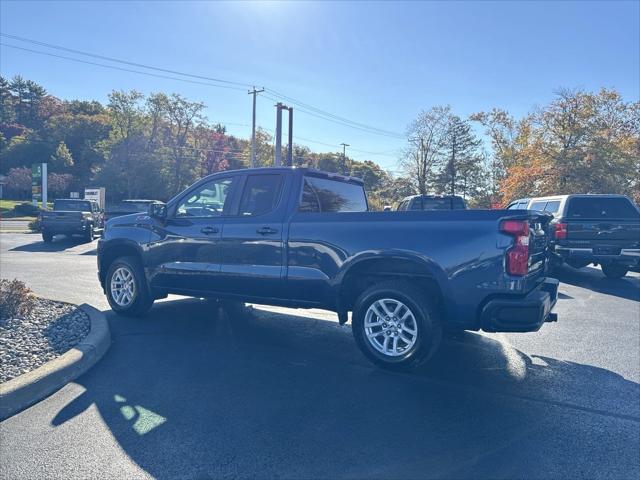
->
98;167;558;369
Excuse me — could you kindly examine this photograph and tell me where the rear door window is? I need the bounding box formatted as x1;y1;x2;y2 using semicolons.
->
299;176;367;213
529;201;547;211
238;174;283;216
567;197;639;219
543;200;561;214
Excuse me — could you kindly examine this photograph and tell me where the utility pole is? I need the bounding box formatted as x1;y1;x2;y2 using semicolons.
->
42;163;47;208
340;143;350;175
286;106;293;167
248;87;264;168
340;142;350;162
275;103;283;167
274;102;291;167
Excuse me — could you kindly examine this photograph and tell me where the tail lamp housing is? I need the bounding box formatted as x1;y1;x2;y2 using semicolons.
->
500;219;530;276
554;222;568;240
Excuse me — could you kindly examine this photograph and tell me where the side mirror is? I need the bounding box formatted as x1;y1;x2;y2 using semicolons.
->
149;202;167;220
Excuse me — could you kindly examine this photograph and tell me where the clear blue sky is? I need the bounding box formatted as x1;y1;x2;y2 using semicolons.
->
1;1;638;170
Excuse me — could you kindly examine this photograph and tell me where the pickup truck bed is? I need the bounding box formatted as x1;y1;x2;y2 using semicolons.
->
98;167;558;369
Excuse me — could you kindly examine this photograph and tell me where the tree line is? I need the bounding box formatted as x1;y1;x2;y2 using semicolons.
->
401;90;639;206
1;75;638;209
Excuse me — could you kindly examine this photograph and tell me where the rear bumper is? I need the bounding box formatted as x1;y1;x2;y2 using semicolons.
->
480;278;559;333
555;247;640;266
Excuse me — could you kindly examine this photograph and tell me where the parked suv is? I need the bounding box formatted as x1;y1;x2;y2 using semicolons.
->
397;195;467;211
508;194;640;278
98;167;558;370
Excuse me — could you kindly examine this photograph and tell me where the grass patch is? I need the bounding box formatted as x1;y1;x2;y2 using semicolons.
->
0;200;52;218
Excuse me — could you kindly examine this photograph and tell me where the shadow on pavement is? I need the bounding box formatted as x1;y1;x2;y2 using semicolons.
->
551;265;640;302
9;235;94;252
50;298;639;479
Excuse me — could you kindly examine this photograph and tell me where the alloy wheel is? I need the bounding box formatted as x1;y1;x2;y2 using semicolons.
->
110;266;136;307
364;298;418;357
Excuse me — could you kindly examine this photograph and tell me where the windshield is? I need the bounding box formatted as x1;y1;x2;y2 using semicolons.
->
410;197;466;210
119;201;151;212
54;200;92;212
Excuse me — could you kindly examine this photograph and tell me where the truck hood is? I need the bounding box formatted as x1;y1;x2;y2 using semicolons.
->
105;212;151;227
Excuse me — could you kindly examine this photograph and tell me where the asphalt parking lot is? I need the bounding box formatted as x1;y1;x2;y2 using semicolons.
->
1;233;639;479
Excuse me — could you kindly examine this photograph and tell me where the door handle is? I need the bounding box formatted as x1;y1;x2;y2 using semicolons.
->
256;227;278;235
200;226;219;235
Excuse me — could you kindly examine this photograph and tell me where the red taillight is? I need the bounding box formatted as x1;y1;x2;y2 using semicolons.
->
500;219;530;276
554;223;567;240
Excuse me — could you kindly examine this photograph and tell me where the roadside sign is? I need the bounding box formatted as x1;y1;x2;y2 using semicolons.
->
70;192;80;199
32;164;42;205
84;187;106;209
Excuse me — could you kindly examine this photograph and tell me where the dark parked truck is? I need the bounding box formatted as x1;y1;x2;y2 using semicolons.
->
105;199;160;222
98;168;558;369
40;199;104;243
509;194;640;278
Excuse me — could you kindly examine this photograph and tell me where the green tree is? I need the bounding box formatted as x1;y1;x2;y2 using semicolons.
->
0;76;15;124
50;141;74;168
434;115;482;197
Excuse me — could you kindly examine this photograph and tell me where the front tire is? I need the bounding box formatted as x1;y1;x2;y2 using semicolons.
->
105;256;154;317
352;281;442;370
602;263;628;279
42;231;53;243
84;224;95;242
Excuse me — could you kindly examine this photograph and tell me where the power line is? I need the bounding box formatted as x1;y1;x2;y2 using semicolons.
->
264;88;404;139
0;38;403;164
260;92;404;140
1;33;405;141
0;43;247;92
0;33;253;89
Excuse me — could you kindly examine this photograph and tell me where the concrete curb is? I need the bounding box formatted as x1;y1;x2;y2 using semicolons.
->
0;304;111;420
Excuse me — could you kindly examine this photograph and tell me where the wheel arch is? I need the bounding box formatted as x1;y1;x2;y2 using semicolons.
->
336;252;449;323
99;240;145;288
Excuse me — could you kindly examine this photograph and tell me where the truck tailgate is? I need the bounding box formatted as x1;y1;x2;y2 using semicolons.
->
41;211;84;226
565;220;640;252
561;196;640;252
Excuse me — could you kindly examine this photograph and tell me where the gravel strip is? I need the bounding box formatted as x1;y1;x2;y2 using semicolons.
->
0;298;90;383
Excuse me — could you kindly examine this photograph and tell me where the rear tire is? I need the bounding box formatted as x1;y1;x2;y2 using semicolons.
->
105;256;154;317
42;231;53;243
352;280;442;370
602;263;628;279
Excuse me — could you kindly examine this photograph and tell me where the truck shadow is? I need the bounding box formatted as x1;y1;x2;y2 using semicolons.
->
49;299;639;479
9;235;95;252
551;265;640;302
